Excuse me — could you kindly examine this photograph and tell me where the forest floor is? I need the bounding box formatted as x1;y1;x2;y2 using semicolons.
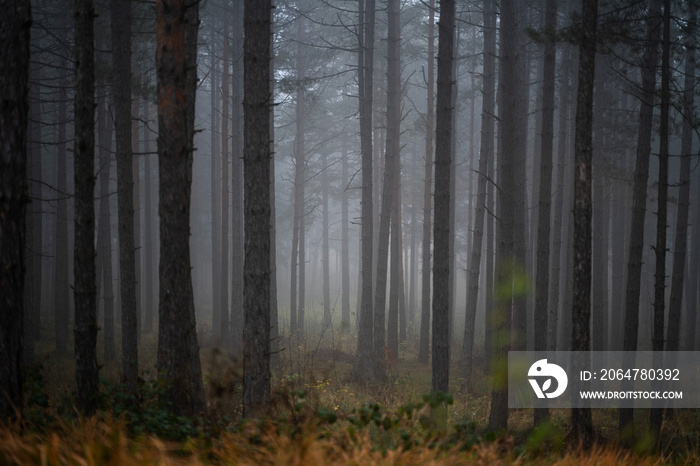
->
3;321;700;464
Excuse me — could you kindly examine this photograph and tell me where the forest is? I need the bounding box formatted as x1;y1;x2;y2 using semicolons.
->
1;0;700;463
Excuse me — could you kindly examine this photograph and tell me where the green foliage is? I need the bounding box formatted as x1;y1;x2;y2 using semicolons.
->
98;374;206;441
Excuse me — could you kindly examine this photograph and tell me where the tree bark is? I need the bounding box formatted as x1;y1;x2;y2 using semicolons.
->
570;0;598;447
461;0;495;393
620;0;662;436
220;8;230;346
0;0;31;423
73;0;98;415
111;0;138;391
353;0;376;382
156;0;201;416
418;0;435;365
55;74;69;355
97;82;115;361
242;0;272;417
432;0;454;396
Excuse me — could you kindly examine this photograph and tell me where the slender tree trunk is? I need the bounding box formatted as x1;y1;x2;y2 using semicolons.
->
488;0;528;431
55;76;69;355
242;0;272;417
373;0;401;381
341;137;351;332
353;0;376;382
650;0;671;434
533;0;557;427
432;0;455;396
143;95;155;334
132;80;142;342
462;0;496;393
73;0;98;415
220;9;230;346
112;0;138;391
322;150;331;328
0;0;31;423
549;44;572;352
418;0;435;365
620;0;662;436
231;0;245;355
388;147;401;358
210;19;221;341
27;68;41;345
97;71;115;361
676;11;697;353
570;0;598;447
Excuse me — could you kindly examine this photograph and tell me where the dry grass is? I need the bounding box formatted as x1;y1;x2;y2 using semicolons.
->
11;322;699;465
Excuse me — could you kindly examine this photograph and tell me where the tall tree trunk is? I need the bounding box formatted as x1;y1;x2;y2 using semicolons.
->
549;43;572;352
184;0;205;415
673;9;696;353
292;16;306;337
112;0;138;391
488;0;528;431
570;0;598;447
143;95;155;334
650;0;671;434
322;150;331;328
418;0;435;365
353;0;376;382
242;0;272;417
97;69;115;361
210;18;221;341
0;0;31;423
388;147;401;358
220;8;230;346
55;75;69;355
73;0;98;415
432;0;455;396
132;80;142;342
231;0;245;356
461;0;496;393
156;0;201;416
27;66;41;345
620;0;662;436
533;0;557;427
341;137;351;332
374;0;401;381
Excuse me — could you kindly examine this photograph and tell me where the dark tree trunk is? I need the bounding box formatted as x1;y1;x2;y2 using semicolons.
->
341;138;351;332
489;0;528;431
462;0;496;394
353;0;376;382
549;44;572;352
73;0;98;415
650;0;671;434
111;0;138;391
242;0;272;417
0;0;30;423
570;0;598;447
377;0;400;377
418;0;435;365
27;68;41;346
231;0;244;356
322;151;331;328
388;147;401;359
97;82;115;361
156;0;201;417
184;0;205;415
620;0;662;435
672;9;696;354
210;18;221;341
55;76;69;355
432;0;454;396
220;8;230;346
533;0;557;427
143;95;155;334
